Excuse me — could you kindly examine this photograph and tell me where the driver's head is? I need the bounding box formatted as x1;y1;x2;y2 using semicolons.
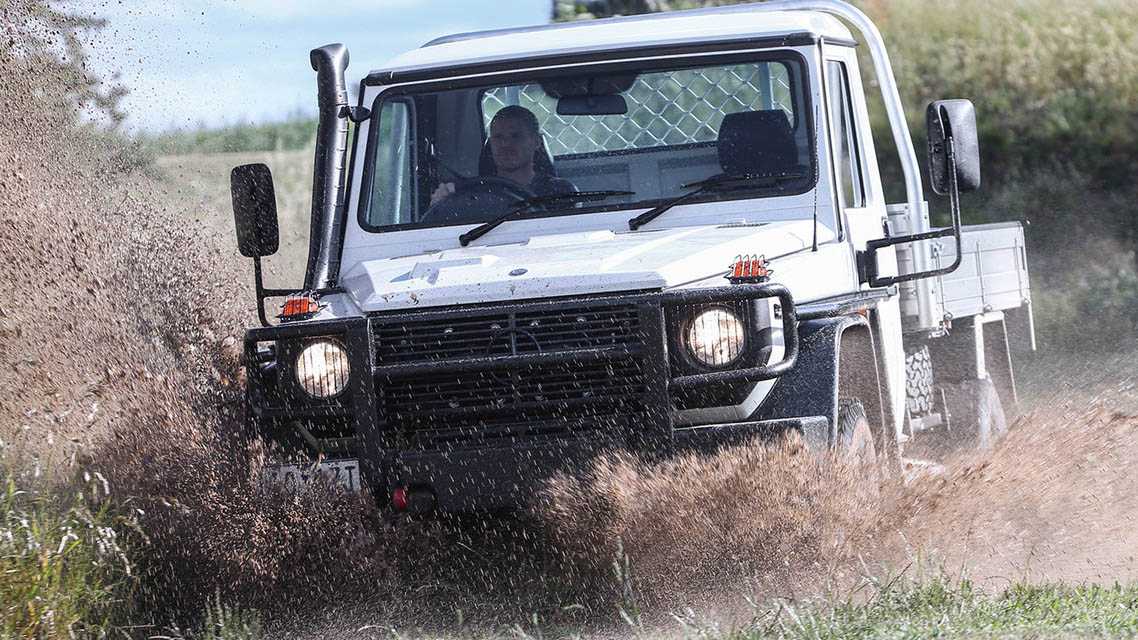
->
489;106;541;175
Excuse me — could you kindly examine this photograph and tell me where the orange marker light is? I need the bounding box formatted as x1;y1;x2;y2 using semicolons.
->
280;295;320;320
727;254;772;284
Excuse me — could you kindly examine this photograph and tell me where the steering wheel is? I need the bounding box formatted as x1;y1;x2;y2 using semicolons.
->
421;176;536;226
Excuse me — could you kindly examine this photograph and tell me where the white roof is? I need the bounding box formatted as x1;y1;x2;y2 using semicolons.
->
371;7;853;79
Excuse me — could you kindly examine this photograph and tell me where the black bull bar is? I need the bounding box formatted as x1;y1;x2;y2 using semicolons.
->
244;283;805;511
663;283;798;390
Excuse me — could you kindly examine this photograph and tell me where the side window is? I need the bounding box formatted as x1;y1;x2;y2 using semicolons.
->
371;100;415;226
825;61;864;209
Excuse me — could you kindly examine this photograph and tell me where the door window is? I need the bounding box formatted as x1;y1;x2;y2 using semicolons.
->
826;60;864;209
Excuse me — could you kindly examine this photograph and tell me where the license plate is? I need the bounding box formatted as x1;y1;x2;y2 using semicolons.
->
263;458;362;493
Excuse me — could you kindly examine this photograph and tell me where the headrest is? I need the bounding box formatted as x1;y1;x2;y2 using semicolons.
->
717;110;798;176
478;139;559;177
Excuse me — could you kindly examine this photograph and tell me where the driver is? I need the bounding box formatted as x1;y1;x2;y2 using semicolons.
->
430;105;575;204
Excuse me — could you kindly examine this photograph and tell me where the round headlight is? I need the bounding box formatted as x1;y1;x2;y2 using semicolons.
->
296;340;350;398
685;307;746;368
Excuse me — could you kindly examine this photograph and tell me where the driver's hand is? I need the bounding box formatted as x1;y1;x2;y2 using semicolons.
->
430;182;456;205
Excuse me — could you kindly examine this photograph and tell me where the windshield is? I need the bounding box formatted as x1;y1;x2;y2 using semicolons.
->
359;52;815;232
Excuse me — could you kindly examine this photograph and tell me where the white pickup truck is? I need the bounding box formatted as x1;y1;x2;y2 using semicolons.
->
230;0;1034;512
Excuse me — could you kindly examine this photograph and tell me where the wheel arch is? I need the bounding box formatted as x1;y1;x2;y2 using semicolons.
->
752;314;886;450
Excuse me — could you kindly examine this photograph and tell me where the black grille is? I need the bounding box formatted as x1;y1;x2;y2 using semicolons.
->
385;359;646;415
371;302;653;447
374;304;641;364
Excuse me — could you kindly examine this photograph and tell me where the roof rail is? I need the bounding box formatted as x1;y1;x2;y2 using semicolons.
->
423;4;808;48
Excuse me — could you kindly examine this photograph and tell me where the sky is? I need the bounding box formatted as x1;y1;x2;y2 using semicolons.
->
80;0;552;132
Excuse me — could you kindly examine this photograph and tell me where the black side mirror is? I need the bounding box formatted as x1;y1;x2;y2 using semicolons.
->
862;100;979;288
230;163;280;258
927;99;981;195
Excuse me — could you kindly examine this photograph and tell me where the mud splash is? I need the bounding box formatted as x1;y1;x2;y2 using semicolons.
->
538;436;879;616
0;0;377;624
884;362;1138;588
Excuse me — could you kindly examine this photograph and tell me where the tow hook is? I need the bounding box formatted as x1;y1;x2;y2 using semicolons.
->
391;486;437;514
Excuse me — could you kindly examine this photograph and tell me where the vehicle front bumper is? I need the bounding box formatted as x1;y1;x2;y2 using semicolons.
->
384;415;829;512
244;283;806;512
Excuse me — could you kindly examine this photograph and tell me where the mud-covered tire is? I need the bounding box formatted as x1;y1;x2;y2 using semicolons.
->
943;377;1008;451
836;398;877;467
905;345;935;416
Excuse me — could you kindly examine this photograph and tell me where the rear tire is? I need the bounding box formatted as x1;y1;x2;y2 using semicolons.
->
944;378;1008;451
905;345;935;416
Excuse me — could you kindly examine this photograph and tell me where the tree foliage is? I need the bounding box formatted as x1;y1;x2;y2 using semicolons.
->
0;0;127;128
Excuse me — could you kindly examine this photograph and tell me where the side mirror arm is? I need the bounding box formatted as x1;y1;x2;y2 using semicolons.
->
251;257;303;328
861;131;964;287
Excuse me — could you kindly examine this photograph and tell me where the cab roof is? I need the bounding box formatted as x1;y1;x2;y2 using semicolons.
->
368;6;853;83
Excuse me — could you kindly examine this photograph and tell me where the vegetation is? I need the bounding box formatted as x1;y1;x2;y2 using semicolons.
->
141;114;318;155
739;578;1138;639
0;469;132;639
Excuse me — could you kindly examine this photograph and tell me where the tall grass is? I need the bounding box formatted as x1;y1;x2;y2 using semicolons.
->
0;468;132;639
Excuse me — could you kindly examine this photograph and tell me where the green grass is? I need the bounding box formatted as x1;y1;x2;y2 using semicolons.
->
0;470;133;639
682;579;1138;639
0;461;270;640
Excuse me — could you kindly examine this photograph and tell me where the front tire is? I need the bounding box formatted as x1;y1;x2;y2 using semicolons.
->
836;398;878;467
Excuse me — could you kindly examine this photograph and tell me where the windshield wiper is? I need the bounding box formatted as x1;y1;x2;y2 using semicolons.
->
459;190;634;247
627;171;807;231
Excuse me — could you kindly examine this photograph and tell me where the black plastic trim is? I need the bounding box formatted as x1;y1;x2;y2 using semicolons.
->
797;287;894;320
306;44;351;291
749;314;869;444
